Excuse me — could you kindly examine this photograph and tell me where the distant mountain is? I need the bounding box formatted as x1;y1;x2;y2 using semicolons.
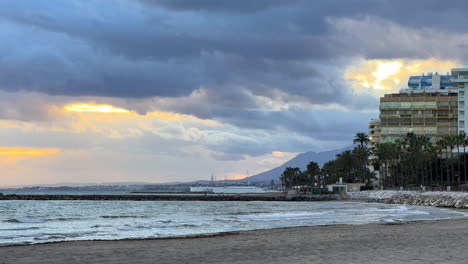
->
243;145;354;183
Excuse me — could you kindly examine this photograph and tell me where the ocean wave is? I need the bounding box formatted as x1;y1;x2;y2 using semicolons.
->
233;211;336;221
46;217;83;222
91;224;113;228
3;218;46;224
100;215;149;219
1;200;464;246
0;227;40;231
32;231;98;241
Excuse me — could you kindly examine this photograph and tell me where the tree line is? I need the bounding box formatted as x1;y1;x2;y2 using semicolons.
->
280;132;468;193
280;132;371;192
374;132;468;189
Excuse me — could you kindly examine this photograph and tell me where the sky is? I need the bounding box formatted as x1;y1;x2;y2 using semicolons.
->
0;0;466;185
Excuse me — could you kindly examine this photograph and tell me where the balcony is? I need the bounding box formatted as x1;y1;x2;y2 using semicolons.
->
451;76;468;83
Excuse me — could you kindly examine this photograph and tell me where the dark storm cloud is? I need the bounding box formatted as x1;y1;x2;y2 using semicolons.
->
139;0;298;13
2;0;468;100
1;0;468;153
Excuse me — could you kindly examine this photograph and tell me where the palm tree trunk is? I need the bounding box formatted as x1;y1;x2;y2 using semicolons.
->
434;155;437;187
447;149;451;187
429;157;433;189
458;146;461;189
463;145;467;184
437;151;444;186
451;147;455;188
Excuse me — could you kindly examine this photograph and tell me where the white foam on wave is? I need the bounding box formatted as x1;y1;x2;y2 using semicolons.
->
1;200;464;246
233;211;335;221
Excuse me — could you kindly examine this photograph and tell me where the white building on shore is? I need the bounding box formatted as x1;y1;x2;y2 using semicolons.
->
190;186;267;194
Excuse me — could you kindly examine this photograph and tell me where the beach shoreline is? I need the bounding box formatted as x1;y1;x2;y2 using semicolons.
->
1;218;467;264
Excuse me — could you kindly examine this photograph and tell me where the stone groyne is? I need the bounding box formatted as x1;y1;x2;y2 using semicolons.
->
348;191;468;209
0;193;340;202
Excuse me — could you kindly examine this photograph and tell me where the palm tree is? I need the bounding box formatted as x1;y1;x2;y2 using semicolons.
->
353;132;370;147
402;133;419;185
305;161;320;189
394;139;405;187
426;144;437;187
436;138;447;186
448;135;457;187
375;143;396;188
442;135;456;188
336;150;354;182
280;167;302;192
462;133;468;184
322;160;339;185
352;145;370;183
418;135;433;187
456;133;466;188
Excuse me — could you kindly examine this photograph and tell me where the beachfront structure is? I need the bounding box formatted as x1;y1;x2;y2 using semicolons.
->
379;68;468;143
190;186;267;194
368;119;381;156
451;68;468;134
368;119;381;182
326;184;347;194
379;90;458;142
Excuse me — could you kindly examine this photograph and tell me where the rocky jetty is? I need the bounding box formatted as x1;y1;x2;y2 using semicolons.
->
348;190;468;208
0;194;341;202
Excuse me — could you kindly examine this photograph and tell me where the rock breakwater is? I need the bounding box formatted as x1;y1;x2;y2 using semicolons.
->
0;194;340;202
348;191;468;208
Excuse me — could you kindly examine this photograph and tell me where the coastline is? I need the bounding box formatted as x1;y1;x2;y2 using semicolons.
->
0;193;341;202
1;218;467;263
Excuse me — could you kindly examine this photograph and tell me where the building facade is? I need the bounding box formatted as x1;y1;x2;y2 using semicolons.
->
451;68;468;134
368;119;381;148
378;68;468;143
368;119;381;183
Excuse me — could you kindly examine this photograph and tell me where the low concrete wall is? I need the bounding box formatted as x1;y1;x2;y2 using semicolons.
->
348;191;468;208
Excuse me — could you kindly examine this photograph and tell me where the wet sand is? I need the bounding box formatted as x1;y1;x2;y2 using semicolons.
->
1;218;467;264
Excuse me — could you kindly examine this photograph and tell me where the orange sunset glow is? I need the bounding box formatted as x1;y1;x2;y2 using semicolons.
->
63;103;220;127
225;173;248;180
0;147;60;160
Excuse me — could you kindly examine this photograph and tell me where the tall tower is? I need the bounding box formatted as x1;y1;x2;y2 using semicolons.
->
451;68;468;134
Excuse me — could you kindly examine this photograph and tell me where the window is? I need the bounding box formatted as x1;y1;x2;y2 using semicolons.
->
438;111;449;117
401;102;411;108
412;102;425;108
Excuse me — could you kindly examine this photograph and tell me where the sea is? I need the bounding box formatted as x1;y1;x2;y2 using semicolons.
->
1;198;467;246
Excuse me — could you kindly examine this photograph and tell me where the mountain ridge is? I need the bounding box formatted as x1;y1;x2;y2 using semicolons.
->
243;145;354;183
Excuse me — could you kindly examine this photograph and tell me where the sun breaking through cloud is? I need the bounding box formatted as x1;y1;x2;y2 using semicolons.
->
65;104;130;113
346;58;459;92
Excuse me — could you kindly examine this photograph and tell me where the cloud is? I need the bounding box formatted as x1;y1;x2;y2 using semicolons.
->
327;16;468;61
1;1;465;117
139;0;298;13
2;0;468;185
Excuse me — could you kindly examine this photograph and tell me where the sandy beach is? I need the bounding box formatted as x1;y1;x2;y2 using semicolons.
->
1;218;467;264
